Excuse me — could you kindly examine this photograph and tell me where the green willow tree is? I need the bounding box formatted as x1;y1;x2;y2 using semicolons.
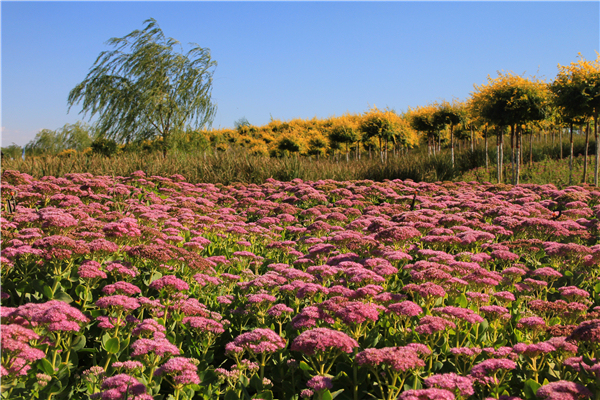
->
67;18;217;156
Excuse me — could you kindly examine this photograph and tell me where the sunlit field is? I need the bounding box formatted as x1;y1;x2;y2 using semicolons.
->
2;169;600;400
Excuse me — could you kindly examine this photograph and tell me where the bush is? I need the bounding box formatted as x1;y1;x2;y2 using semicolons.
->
91;137;119;157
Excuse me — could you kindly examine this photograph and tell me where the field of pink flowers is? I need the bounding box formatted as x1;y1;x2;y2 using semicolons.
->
1;169;600;400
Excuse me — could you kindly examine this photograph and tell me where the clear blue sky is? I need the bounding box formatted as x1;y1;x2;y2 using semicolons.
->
2;1;599;147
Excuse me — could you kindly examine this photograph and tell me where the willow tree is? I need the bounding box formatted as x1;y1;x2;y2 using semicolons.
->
470;72;548;184
67;18;217;156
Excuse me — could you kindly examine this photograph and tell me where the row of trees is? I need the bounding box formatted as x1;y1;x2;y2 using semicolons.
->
3;17;598;186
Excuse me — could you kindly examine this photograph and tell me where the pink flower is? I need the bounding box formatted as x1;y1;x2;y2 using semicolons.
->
470;358;516;383
182;317;225;334
387;301;423;317
268;304;294;317
480;305;511;320
78;260;107;279
154;357;201;386
97;374;148;400
356;346;425;372
130;337;180;357
132;319;167;338
28;300;89;332
512;342;556;357
537;381;592;400
102;282;141;296
398;388;456;400
516;316;546;331
306;375;333;391
414;316;456;335
291;328;358;356
112;361;144;371
432;306;484;324
568;319;600;343
96;295;140;312
149;275;189;292
334;301;383;325
226;328;286;355
424;373;474;397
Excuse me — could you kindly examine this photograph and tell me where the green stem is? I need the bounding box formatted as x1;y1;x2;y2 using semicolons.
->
353;348;358;400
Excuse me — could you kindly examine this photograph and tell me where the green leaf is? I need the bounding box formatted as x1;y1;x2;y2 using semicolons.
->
594;282;600;294
150;272;163;284
39;358;55;376
252;390;273;400
54;291;73;304
104;337;120;354
75;285;86;298
71;335;86;352
456;293;468;308
42;284;54;299
250;374;263;390
330;389;345;399
523;379;541;400
321;390;333;400
299;361;314;372
224;389;240;400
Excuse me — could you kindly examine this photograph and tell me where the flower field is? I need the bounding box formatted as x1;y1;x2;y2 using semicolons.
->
2;169;600;400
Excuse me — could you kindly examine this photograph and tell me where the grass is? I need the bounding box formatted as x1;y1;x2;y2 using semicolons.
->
2;135;598;188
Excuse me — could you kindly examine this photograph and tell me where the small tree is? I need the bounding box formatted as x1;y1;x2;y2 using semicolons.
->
328;117;359;163
433;99;465;168
551;53;600;186
360;107;406;163
471;71;548;184
408;105;444;157
68;18;217;156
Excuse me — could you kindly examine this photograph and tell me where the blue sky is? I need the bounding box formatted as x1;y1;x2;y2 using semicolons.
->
2;1;599;147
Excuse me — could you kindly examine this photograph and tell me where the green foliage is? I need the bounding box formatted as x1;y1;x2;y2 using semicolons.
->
1;144;23;160
234;117;251;131
276;137;301;154
90;137;119;157
24;121;96;156
67;18;217;154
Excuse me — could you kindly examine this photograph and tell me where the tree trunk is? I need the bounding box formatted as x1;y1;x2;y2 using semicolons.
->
510;125;515;185
560;128;563;159
569;123;574;185
583;120;590;183
379;137;384;163
595;114;599;187
471;125;474;152
497;128;502;183
519;132;523;167
346;143;349;163
450;124;455;168
385;138;389;163
428;136;431;157
515;126;521;185
484;126;489;170
530;129;533;166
